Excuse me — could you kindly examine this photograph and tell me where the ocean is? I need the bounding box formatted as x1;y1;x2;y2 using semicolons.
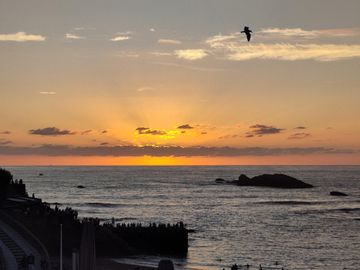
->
5;166;360;270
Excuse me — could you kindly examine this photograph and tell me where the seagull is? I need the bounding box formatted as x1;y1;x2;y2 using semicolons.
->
241;26;252;42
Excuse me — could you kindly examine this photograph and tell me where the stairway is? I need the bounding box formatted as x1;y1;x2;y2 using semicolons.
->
0;226;26;269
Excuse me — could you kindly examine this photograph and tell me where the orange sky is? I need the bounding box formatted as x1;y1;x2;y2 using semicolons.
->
1;154;360;166
1;1;360;165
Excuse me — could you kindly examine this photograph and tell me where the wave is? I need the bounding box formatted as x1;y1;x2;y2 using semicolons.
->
295;207;360;215
255;200;326;205
71;202;124;208
337;207;360;213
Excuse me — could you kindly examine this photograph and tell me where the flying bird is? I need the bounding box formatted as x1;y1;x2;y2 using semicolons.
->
241;26;252;42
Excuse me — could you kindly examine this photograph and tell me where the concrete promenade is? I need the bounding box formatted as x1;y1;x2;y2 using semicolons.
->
0;218;43;270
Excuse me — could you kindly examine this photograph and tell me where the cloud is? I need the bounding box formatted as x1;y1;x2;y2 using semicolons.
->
0;32;46;42
115;52;140;58
136;127;182;138
316;28;360;37
206;33;240;46
260;28;319;38
81;130;92;135
177;124;194;130
136;127;166;136
39;92;56;95
295;126;307;130
65;33;84;40
0;144;355;157
100;142;109;146
0;131;11;135
150;28;156;32
137;86;154;92
174;49;208;60
246;124;284;137
0;139;12;145
259;27;360;39
206;32;360;61
229;44;360;61
110;35;131;42
28;127;75;136
288;133;312;140
151;52;173;57
158;39;182;45
218;134;241;140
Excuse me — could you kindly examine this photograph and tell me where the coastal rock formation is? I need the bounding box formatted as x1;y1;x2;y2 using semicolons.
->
216;173;313;189
330;191;348;196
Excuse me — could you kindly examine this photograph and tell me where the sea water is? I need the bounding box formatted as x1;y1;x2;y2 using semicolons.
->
5;166;360;270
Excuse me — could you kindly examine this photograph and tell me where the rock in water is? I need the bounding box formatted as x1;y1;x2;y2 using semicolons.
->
234;173;313;189
330;191;348;196
238;174;250;181
215;178;226;183
77;185;86;189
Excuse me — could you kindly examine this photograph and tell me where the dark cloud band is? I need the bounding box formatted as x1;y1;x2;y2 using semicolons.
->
246;124;284;137
177;124;194;130
0;144;354;157
136;127;166;136
29;127;75;136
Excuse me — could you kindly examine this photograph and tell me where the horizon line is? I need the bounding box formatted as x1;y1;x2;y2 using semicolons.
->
2;164;360;167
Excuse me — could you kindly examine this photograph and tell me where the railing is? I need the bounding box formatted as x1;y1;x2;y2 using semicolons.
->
0;210;51;270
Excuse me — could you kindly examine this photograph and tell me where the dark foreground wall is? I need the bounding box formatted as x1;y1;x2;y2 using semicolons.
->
5;202;189;257
105;222;188;255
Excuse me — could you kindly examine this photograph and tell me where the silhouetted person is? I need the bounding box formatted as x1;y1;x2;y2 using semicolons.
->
21;255;27;268
241;26;252;42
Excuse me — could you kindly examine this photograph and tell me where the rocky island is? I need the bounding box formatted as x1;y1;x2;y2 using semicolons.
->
216;173;313;189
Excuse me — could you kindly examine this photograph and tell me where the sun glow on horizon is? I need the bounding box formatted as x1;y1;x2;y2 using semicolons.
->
1;154;360;166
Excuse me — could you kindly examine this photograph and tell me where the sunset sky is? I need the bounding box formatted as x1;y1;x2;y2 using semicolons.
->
1;0;360;165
